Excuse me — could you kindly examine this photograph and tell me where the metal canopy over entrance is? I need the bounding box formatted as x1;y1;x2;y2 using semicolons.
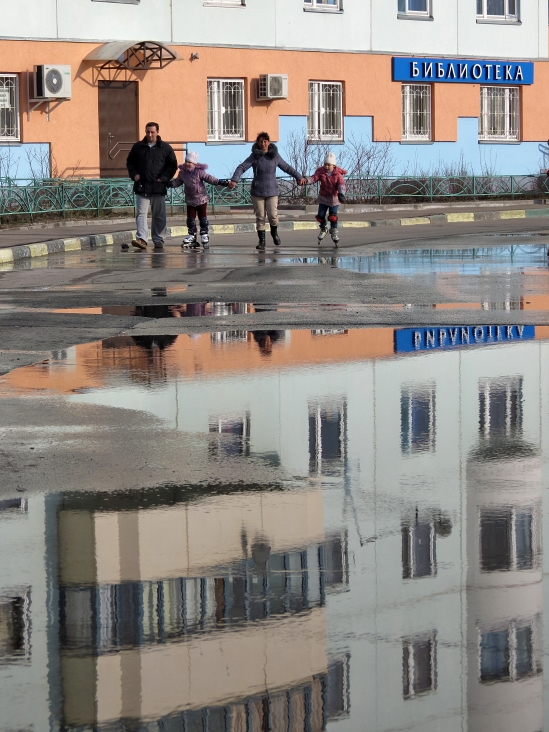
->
84;41;182;71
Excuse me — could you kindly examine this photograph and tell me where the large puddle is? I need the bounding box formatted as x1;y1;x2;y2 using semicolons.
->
1;325;548;730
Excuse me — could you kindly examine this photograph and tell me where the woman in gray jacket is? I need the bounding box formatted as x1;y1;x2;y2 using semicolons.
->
229;132;305;249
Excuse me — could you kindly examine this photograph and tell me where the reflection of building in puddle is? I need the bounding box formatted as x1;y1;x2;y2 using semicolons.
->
400;382;436;455
209;413;251;457
0;589;31;664
210;330;249;345
309;400;346;476
56;485;348;729
466;371;542;732
65;656;348;732
402;631;437;699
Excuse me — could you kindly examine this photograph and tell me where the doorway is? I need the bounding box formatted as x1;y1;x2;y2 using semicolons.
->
98;81;138;178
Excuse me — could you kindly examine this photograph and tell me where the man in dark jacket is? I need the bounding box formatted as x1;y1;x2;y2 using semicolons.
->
126;122;178;251
229;132;305;249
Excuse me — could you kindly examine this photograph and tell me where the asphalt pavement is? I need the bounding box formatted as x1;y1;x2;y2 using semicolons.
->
1;215;549;375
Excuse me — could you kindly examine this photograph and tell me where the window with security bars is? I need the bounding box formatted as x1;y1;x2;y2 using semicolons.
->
207;79;245;142
476;0;519;20
304;0;342;9
0;75;19;142
479;86;520;141
402;84;431;141
308;81;343;142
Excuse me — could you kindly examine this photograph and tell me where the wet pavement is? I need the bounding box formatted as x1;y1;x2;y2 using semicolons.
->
3;223;549;730
0;327;548;731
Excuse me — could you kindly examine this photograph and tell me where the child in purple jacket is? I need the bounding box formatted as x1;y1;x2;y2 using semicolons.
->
170;151;229;248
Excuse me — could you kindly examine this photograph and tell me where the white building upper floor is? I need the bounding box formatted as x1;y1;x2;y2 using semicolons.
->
1;0;547;60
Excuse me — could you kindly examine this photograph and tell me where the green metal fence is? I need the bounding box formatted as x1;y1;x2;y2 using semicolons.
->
0;174;547;219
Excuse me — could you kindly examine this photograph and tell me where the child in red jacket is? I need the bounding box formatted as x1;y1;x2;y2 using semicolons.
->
305;152;346;245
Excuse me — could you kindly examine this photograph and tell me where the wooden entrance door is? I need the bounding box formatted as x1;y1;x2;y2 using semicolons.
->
98;81;138;178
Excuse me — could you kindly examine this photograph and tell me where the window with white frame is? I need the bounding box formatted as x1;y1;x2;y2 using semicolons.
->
480;506;538;572
479;616;542;683
398;0;431;16
0;75;19;142
479;86;520;141
402;84;431;142
401;382;436;453
304;0;342;10
308;82;343;142
403;633;437;698
402;519;437;579
203;0;245;5
207;79;245;142
476;0;519;21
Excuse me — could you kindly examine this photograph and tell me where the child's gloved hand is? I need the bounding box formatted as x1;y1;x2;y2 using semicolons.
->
338;193;346;203
217;179;230;187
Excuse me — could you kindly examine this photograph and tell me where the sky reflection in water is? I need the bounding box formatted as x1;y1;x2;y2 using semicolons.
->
0;326;546;731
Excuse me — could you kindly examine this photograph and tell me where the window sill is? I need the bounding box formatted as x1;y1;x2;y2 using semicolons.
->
307;138;344;144
476;17;521;25
397;13;434;21
203;2;245;6
206;140;247;145
400;140;433;144
478;139;521;144
303;7;343;13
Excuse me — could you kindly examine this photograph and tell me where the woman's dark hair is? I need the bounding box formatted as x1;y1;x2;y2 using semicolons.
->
256;131;270;143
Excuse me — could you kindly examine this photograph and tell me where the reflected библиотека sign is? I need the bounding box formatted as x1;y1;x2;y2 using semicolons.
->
394;325;535;353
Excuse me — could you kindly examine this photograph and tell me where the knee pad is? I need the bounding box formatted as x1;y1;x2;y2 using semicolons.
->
328;214;338;225
199;217;209;233
186;217;196;233
315;215;325;225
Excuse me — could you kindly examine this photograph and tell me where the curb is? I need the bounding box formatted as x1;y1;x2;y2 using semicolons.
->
2;207;549;264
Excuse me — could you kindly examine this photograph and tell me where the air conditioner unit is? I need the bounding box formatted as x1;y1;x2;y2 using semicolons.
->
257;74;288;101
34;65;72;99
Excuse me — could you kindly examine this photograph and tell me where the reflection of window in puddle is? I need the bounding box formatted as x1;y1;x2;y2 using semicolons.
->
0;498;27;515
479;376;523;440
480;616;542;684
401;383;436;455
311;329;348;337
481;300;521;311
309;401;347;474
0;589;31;664
402;513;451;580
210;302;250;317
209;413;251;458
60;535;348;653
403;633;437;699
127;655;349;731
210;330;248;345
402;521;436;579
480;506;538;572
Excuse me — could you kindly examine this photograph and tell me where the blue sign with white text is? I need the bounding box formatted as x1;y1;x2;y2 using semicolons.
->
394;325;535;353
392;57;534;85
